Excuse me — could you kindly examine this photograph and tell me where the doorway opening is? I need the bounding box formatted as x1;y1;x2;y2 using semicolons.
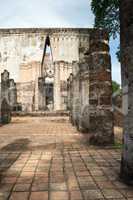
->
41;36;54;111
45;82;54;111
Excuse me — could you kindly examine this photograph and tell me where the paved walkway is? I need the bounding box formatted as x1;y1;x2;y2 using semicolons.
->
0;117;132;200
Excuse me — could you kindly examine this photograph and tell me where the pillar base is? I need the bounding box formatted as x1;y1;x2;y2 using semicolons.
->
89;133;114;146
120;157;133;185
88;109;114;146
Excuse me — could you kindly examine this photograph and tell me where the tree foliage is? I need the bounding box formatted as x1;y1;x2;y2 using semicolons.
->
112;81;121;94
91;0;120;39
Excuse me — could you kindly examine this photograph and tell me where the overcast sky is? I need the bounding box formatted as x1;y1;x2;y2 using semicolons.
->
0;0;121;84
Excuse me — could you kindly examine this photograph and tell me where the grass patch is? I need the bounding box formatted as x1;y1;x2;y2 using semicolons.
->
113;141;123;149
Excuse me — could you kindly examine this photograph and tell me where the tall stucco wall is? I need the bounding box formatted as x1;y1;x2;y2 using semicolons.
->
0;28;90;81
16;81;35;112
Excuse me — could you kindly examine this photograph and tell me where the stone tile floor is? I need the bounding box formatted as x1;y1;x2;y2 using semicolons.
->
0;117;132;200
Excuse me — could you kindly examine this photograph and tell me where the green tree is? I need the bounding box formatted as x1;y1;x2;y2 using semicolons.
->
112;81;120;93
91;0;120;60
91;0;119;38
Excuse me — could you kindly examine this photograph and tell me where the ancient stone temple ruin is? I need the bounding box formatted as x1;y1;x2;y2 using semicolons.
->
0;28;89;112
0;28;78;112
0;28;114;144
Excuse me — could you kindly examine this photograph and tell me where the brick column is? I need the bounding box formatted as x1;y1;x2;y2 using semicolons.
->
34;77;39;111
67;73;73;123
0;91;1;125
9;79;17;110
1;70;11;124
71;61;80;126
120;0;133;184
54;61;61;111
88;30;114;145
78;62;90;132
38;77;46;111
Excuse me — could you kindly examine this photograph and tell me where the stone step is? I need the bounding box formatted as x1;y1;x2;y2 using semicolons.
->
12;111;69;117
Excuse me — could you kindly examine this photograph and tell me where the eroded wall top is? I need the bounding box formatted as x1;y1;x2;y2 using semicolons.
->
0;28;91;82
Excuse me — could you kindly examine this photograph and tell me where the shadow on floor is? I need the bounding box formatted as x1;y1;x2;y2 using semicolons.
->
1;138;30;152
0;138;30;182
